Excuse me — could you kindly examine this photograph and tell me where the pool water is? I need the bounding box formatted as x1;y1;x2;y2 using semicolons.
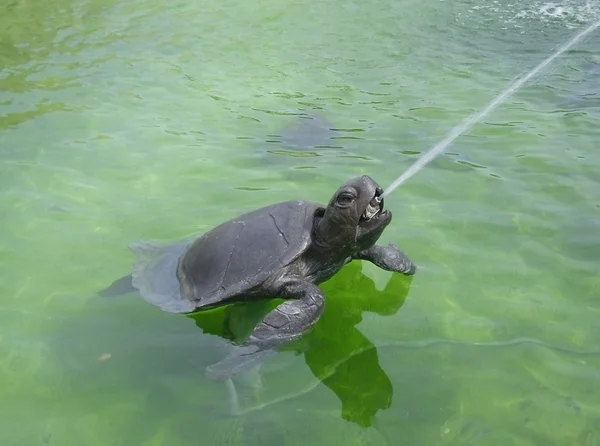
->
1;0;599;444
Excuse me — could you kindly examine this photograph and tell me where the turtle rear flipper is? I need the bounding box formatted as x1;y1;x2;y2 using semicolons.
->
205;344;277;381
129;240;196;313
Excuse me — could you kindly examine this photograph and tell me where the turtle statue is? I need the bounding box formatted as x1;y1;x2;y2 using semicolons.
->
99;175;417;380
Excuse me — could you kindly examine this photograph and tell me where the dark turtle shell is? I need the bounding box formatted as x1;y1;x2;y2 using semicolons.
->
129;200;320;313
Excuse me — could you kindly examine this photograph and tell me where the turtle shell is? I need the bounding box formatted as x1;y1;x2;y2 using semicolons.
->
129;200;321;313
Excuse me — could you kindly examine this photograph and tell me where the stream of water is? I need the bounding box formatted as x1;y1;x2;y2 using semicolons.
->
381;17;600;198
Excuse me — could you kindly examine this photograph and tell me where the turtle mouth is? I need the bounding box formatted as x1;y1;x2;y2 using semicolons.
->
361;188;385;221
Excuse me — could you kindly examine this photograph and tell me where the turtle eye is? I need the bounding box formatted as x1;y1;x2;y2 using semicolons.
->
336;192;355;206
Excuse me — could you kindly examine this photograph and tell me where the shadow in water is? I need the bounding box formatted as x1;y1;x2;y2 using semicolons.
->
556;55;600;111
256;112;340;171
189;260;413;428
277;112;338;151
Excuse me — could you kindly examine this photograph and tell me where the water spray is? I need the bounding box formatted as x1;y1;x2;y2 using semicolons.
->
376;18;600;204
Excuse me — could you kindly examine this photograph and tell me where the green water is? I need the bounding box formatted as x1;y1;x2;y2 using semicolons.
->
2;0;600;443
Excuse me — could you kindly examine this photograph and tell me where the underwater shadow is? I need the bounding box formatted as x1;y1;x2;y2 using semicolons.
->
252;111;340;171
189;260;413;428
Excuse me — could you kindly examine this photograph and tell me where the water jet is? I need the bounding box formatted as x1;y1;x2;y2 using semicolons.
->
379;18;600;201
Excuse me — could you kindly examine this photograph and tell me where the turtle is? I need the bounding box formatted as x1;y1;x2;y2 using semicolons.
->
99;175;417;379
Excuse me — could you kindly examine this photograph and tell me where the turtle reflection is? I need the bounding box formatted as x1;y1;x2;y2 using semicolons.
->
189;260;412;428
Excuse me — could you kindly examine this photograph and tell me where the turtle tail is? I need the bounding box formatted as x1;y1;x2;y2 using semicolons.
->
97;274;135;297
96;239;196;313
129;240;196;313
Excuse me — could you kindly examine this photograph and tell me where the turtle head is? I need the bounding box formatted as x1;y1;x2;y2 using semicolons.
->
316;175;392;249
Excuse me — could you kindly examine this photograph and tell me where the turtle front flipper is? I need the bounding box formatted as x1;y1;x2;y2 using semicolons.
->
243;275;325;350
205;344;277;381
354;243;417;275
205;275;325;381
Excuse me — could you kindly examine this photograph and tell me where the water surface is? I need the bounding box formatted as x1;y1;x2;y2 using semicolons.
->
1;0;600;444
